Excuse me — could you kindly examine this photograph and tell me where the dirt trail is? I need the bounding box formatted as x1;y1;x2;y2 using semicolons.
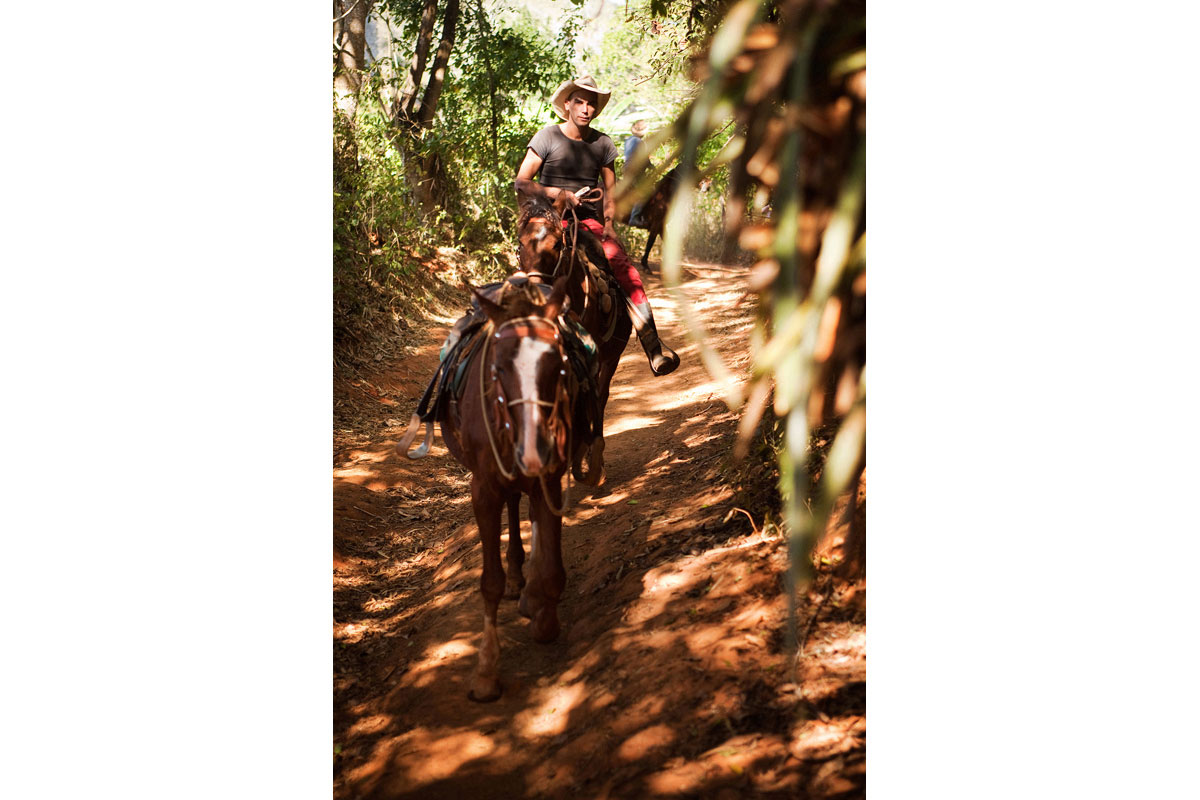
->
333;263;865;799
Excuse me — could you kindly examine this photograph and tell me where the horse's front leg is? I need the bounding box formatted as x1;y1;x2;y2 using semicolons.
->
468;475;506;703
504;492;525;598
518;478;566;643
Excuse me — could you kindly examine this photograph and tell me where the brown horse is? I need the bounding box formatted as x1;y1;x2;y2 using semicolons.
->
516;189;631;487
622;166;682;271
401;277;585;702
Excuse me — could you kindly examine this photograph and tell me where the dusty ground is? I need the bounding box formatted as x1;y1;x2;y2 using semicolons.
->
333;261;865;799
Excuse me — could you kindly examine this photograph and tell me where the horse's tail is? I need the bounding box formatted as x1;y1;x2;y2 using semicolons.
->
396;413;434;459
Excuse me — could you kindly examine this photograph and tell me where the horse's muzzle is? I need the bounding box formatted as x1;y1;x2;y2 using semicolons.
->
515;437;558;477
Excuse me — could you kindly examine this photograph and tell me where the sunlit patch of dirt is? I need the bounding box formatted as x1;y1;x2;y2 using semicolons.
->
334;262;865;799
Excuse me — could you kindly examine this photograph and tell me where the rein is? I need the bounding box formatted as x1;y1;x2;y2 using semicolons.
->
563;207;594;320
478;315;573;515
554;206;579;282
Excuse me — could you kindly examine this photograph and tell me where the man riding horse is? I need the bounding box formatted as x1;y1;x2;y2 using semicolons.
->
514;76;680;377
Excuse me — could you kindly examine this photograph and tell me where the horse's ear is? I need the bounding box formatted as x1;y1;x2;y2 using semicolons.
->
472;285;505;324
516;184;534;210
543;277;569;320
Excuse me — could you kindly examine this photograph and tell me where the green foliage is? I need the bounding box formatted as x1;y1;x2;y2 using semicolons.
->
682;184;733;262
593;1;744;264
333;90;425;285
592;4;694;133
335;3;581;288
628;0;739;72
421;6;578;245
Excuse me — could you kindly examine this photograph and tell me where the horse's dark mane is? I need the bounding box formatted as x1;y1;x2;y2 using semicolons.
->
518;193;562;228
495;276;550;319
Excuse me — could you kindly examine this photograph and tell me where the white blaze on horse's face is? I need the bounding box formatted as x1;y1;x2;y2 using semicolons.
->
512;336;557;475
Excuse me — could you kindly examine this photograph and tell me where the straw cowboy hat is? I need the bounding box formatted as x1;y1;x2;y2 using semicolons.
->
550;75;611;120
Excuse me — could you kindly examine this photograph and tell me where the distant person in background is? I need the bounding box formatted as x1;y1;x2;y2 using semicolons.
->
623;120;650;228
623;119;647;163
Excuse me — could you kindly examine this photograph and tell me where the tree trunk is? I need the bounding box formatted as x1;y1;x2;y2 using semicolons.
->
397;0;438;123
415;0;459;130
333;0;371;121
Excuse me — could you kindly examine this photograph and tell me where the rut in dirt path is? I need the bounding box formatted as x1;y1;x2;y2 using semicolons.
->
333;263;866;800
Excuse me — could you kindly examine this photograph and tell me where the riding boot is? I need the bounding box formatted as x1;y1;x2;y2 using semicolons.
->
626;298;680;376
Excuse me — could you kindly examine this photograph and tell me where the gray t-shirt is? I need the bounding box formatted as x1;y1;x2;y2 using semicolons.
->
527;124;618;221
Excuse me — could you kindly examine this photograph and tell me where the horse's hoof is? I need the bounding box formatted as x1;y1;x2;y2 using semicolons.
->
578;464;606;488
467;678;502;703
576;447;606;487
576;465;603;488
505;577;525;600
518;593;532;619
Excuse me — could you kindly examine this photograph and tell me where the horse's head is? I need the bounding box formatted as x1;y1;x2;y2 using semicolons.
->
516;189;572;280
474;278;571;478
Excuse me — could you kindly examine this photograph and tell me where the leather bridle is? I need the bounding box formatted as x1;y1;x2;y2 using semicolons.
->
524;209;577;286
524;186;602;287
479;315;573;515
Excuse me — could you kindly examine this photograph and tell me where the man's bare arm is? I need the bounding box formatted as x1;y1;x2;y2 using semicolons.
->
514;149;578;207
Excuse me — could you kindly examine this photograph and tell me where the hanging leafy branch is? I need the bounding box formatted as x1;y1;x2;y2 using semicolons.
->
627;0;866;599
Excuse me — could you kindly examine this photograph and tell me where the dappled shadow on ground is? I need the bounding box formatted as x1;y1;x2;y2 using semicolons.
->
333;263;865;799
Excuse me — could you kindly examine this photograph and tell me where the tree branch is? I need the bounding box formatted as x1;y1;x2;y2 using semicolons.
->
332;0;365;24
415;0;459;130
399;0;438;121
